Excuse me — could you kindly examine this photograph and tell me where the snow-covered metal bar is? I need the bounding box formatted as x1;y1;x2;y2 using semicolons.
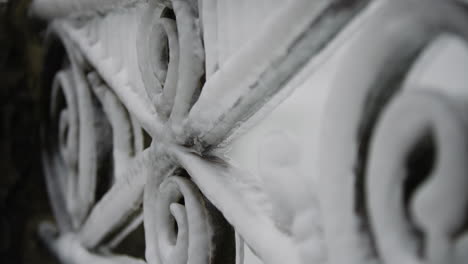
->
187;0;369;148
39;223;146;264
78;147;173;248
171;147;302;264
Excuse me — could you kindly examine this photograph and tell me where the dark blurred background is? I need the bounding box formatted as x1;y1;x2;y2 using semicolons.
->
0;0;57;263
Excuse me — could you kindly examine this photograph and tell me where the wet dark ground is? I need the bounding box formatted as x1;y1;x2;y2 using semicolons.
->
0;1;58;263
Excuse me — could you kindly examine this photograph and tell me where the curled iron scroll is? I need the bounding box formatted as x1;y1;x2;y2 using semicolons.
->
144;175;235;264
318;1;468;263
137;0;205;133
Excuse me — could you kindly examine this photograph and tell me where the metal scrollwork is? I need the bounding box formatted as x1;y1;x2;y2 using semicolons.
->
145;175;235;264
367;89;468;264
319;1;468;264
32;0;468;264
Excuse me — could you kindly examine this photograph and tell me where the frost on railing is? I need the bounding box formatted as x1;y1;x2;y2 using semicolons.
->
34;0;468;264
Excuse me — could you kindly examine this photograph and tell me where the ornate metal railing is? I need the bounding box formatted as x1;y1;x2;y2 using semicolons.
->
32;0;468;263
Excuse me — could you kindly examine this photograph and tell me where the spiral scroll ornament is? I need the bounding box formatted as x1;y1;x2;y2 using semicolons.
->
42;39;110;230
138;0;205;135
144;176;235;264
40;26;148;254
319;1;468;264
367;89;468;264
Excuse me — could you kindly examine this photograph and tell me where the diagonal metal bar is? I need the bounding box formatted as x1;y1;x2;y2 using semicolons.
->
40;222;146;264
171;146;301;264
78;147;174;248
186;0;369;148
106;213;143;249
